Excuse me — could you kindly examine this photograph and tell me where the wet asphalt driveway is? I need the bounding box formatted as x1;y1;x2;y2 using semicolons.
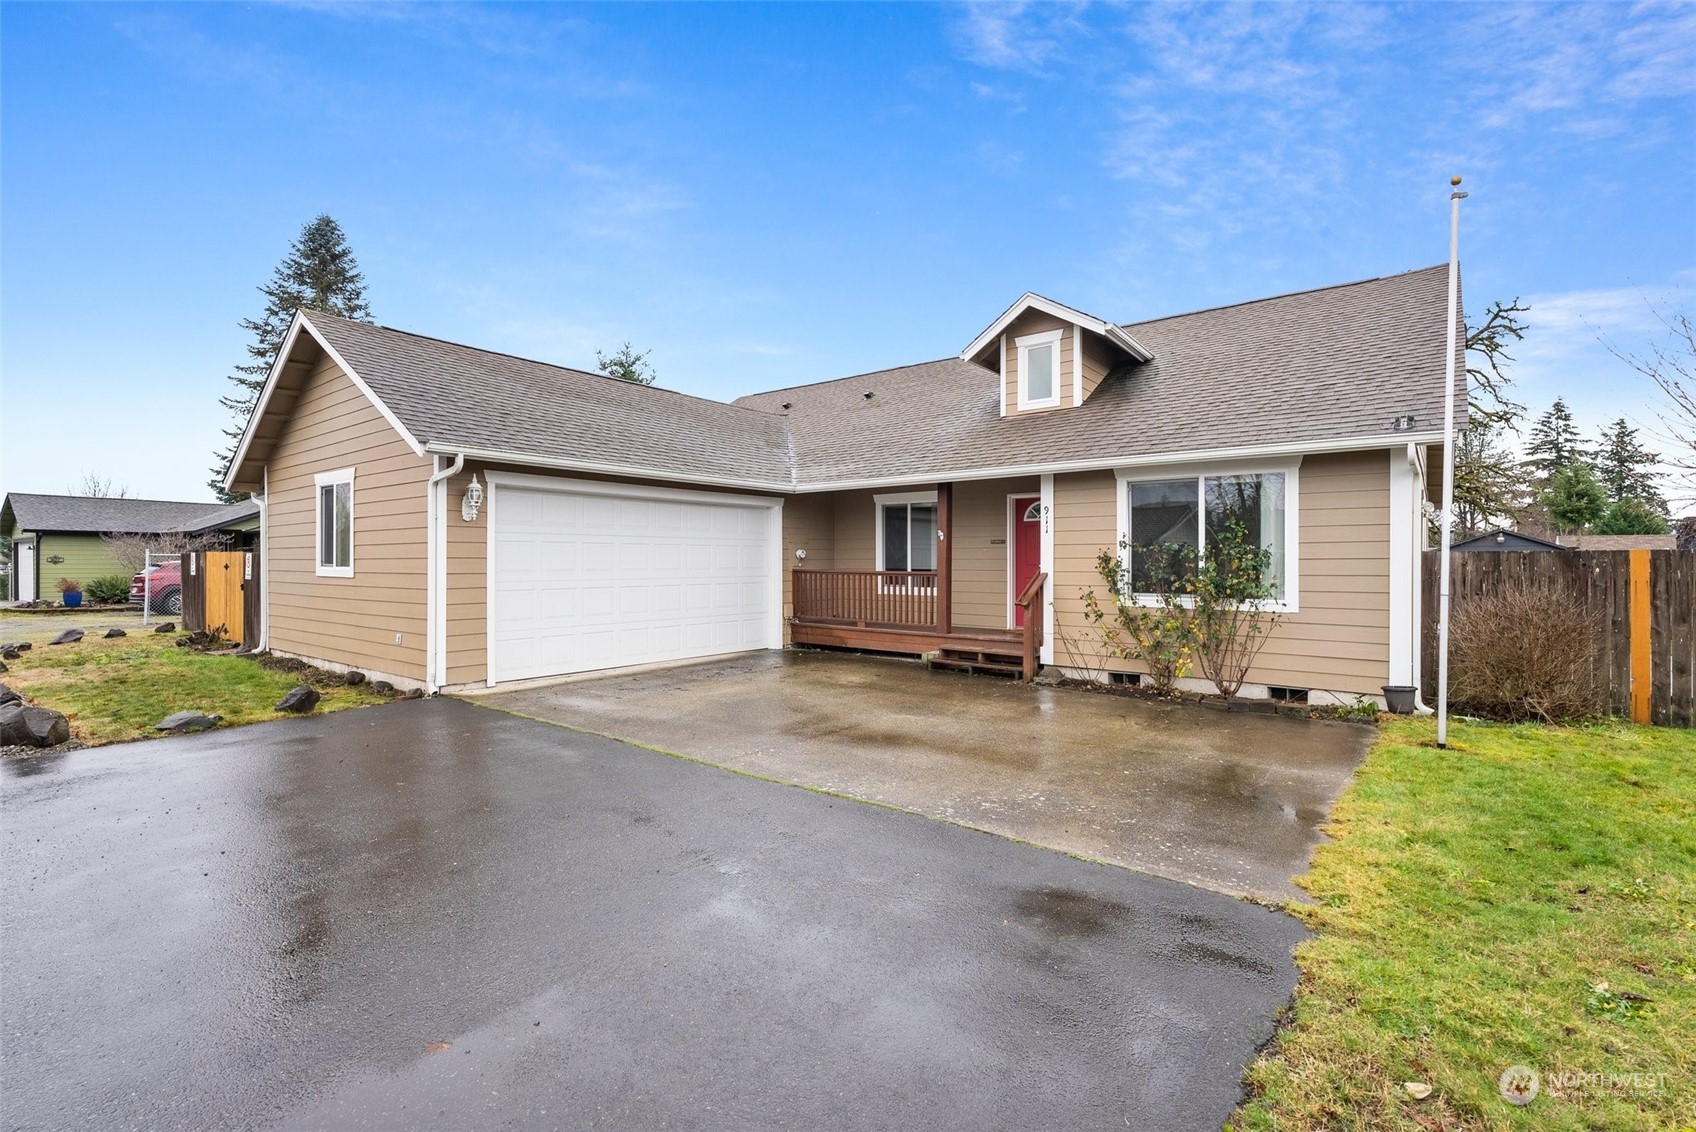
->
3;698;1307;1132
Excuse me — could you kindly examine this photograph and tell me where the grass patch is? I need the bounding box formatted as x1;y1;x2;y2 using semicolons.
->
2;631;389;745
1232;718;1695;1130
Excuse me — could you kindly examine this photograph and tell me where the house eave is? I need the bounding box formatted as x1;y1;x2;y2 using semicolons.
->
424;430;1439;497
959;292;1153;365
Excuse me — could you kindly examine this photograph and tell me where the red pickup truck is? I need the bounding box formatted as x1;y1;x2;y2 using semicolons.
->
129;562;183;615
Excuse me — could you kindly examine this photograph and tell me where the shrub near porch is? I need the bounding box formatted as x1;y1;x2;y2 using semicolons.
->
1234;719;1695;1131
1;628;388;746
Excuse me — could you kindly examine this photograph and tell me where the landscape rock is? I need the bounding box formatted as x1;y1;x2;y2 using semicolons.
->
16;642;32;652
48;630;84;646
400;688;425;700
370;680;395;695
155;711;222;734
1;647;20;660
154;622;176;633
0;660;8;673
104;628;127;638
0;702;71;748
344;670;367;686
0;683;18;707
275;685;321;713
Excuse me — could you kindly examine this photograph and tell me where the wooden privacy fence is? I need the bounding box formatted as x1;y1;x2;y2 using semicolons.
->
1422;549;1695;727
180;549;261;648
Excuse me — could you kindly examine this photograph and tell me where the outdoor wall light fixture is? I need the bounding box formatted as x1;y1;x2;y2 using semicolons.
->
794;548;808;561
461;474;484;522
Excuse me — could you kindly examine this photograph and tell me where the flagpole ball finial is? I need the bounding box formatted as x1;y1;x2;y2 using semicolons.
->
1450;175;1463;186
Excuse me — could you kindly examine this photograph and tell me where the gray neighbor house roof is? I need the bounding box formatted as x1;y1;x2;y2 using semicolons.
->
281;265;1460;492
1;494;258;536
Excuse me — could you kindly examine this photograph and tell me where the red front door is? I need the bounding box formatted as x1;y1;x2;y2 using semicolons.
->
1013;496;1041;627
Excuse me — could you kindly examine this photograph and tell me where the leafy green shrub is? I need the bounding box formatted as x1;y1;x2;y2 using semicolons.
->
1081;516;1283;702
85;575;133;604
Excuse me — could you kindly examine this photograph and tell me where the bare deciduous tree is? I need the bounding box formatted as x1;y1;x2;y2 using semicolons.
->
69;474;130;498
1602;299;1694;504
99;531;229;578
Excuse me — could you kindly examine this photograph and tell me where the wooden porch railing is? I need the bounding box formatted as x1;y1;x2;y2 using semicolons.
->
792;569;938;628
1015;571;1047;681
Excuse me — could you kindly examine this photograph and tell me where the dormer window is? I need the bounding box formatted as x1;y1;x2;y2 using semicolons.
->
1016;329;1062;410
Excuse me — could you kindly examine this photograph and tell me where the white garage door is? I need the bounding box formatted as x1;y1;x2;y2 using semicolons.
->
489;479;779;684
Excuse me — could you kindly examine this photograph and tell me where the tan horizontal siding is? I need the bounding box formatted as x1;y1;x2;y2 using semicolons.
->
266;355;430;680
1080;334;1111;403
1050;451;1393;695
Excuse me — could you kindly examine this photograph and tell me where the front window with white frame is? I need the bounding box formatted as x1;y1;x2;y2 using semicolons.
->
1016;329;1062;410
315;468;354;577
1119;466;1296;607
874;491;937;574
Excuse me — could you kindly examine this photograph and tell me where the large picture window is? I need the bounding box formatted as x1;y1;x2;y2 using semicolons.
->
1121;469;1292;604
315;468;354;577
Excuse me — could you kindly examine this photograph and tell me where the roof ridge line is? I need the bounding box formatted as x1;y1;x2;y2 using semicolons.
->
1122;264;1448;328
305;310;792;425
738;357;962;400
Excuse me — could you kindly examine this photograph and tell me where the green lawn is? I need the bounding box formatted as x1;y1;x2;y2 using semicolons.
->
1233;718;1695;1130
1;629;388;745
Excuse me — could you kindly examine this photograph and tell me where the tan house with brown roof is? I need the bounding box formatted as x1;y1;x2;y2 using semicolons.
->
225;266;1459;704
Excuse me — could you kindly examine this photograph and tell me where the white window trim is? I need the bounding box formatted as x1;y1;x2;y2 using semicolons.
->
1113;458;1301;613
1015;328;1063;411
873;490;938;589
314;467;356;578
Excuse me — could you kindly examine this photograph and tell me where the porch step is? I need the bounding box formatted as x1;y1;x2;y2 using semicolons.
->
924;648;1025;678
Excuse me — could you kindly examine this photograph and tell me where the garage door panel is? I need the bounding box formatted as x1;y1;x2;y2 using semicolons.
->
491;483;775;683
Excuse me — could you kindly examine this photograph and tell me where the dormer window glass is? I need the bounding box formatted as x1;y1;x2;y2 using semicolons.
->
1016;329;1062;410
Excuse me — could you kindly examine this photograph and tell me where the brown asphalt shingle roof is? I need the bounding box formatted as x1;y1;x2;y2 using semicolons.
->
299;265;1460;490
304;315;794;485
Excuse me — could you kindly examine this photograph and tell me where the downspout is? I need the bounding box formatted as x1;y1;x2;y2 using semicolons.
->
1408;443;1433;714
253;466;270;652
425;453;465;693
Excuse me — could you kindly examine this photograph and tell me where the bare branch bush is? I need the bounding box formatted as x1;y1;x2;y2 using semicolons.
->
1448;583;1604;723
99;531;230;578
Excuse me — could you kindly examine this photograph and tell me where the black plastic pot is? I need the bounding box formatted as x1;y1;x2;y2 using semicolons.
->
1381;685;1417;715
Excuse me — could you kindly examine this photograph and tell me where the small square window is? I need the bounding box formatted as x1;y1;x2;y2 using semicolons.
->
314;468;355;577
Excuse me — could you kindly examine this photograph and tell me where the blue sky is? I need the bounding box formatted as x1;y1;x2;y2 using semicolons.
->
3;2;1693;503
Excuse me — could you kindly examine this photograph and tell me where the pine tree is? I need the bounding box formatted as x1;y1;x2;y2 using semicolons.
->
1593;418;1667;515
210;215;373;500
1524;399;1588;478
596;342;657;385
1541;462;1608;533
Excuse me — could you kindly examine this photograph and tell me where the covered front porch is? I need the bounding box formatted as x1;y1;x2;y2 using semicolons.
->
785;480;1048;679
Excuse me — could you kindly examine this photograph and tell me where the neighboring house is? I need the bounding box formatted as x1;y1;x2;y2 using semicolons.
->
1;494;259;602
1451;530;1570;552
1558;534;1678;551
225;266;1460;703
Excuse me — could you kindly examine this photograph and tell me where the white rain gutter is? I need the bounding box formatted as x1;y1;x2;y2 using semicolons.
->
425;452;465;693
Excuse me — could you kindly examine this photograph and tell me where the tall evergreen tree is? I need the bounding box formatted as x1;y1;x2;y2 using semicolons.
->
1594;418;1667;515
210;215;373;500
1541;462;1608;533
1524;399;1588;478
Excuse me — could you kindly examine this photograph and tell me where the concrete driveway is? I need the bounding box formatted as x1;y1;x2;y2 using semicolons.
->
482;651;1373;902
3;699;1306;1132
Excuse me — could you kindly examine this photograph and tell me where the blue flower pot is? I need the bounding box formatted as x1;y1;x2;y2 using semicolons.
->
63;592;82;608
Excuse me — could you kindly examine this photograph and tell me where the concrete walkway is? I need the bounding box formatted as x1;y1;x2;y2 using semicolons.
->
3;699;1308;1132
482;650;1373;902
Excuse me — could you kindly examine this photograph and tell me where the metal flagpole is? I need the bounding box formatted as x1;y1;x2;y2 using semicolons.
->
1436;176;1467;749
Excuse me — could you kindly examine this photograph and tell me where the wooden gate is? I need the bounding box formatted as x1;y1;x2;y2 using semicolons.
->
181;549;255;646
204;552;245;642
